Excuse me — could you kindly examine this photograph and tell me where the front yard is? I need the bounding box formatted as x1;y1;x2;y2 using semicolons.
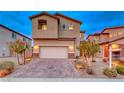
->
1;58;123;78
0;57;124;79
77;59;124;78
0;57;31;77
6;59;81;78
0;57;24;69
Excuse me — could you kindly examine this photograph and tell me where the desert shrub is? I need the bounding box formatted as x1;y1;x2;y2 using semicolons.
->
0;69;9;77
0;61;15;77
75;58;82;63
92;59;96;63
103;58;108;62
103;67;117;78
86;67;94;75
0;61;15;72
75;62;87;70
75;56;80;59
116;66;124;75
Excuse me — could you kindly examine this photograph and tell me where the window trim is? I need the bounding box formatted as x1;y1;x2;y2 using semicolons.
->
23;37;26;42
12;32;16;39
68;24;74;30
38;20;47;30
62;24;67;30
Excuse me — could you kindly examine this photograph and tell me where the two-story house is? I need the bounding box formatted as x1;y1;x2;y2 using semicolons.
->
0;24;32;57
29;12;84;59
87;26;124;61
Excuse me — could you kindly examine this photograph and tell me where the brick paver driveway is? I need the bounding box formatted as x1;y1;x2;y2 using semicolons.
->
7;59;81;78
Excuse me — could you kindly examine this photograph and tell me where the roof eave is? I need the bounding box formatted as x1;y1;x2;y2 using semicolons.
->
54;13;82;24
0;24;32;40
29;12;59;20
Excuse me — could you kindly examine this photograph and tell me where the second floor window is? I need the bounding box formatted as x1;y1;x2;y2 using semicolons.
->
23;37;26;42
118;31;123;35
38;20;47;30
12;32;16;39
69;24;74;30
62;24;74;31
62;24;67;30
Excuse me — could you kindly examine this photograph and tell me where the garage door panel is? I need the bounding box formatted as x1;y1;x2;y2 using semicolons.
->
40;47;68;58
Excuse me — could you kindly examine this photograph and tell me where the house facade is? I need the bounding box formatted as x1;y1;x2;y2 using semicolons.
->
87;26;124;61
0;24;32;57
30;12;84;59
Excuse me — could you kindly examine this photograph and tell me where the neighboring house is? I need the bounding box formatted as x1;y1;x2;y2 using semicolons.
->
87;26;124;61
0;24;32;57
29;12;84;59
86;33;101;42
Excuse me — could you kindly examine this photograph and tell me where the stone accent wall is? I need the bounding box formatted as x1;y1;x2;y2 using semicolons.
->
68;53;75;58
33;53;39;58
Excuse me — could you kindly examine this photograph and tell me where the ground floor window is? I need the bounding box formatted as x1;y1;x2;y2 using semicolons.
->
112;51;120;60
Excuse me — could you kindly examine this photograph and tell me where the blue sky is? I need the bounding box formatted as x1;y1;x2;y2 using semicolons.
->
0;11;124;38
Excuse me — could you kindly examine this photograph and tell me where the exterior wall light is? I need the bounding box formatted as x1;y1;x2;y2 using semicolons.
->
69;46;74;50
33;45;39;49
112;44;119;49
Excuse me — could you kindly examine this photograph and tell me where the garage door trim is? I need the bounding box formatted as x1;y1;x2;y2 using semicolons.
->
39;46;68;59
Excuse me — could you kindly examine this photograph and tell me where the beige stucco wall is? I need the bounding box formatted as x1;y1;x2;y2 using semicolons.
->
32;15;81;56
103;28;124;41
87;36;94;40
55;15;81;56
103;28;124;35
55;15;80;38
0;26;31;57
0;27;12;57
31;15;58;39
112;38;124;44
33;40;75;54
88;35;100;42
99;34;109;43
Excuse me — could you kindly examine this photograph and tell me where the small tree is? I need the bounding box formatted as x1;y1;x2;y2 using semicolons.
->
9;39;29;65
90;40;100;62
80;40;100;67
80;40;91;66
